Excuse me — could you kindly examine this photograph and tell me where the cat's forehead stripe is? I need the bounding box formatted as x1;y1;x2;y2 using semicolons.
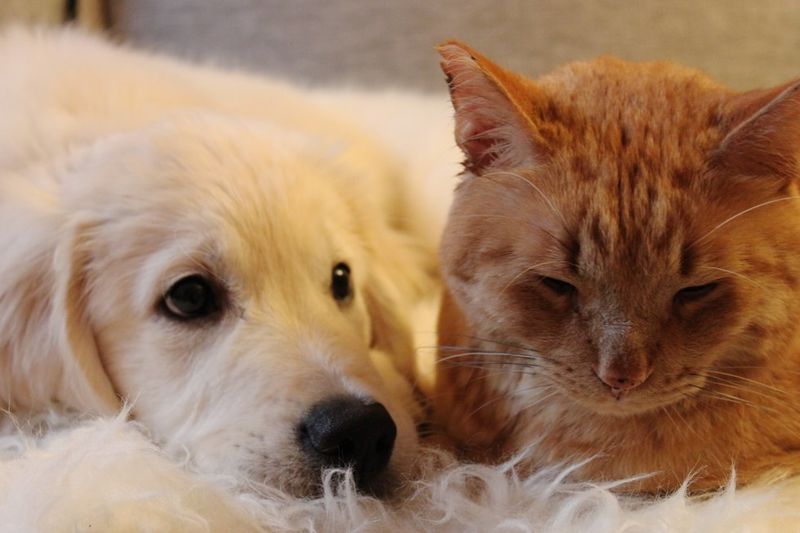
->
542;69;724;276
577;185;687;275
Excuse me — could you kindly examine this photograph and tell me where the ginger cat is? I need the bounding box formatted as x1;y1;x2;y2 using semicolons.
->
433;41;800;493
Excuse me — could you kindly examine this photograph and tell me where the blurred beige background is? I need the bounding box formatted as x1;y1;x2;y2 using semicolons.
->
0;0;64;24
2;0;799;91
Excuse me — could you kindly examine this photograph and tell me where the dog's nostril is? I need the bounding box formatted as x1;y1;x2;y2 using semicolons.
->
299;395;397;489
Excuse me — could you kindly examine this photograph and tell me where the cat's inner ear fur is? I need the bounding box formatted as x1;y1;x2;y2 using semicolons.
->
437;40;544;173
715;78;800;184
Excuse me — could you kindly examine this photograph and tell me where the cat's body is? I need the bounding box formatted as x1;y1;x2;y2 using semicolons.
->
433;42;800;492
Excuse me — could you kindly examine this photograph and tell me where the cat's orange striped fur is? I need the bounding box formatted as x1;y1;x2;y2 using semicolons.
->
433;41;800;493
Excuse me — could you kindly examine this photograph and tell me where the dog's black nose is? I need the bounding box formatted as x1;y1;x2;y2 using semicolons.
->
299;395;397;488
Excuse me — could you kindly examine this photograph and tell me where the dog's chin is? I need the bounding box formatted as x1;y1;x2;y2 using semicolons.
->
308;444;416;499
217;452;321;498
307;465;402;499
194;431;416;499
246;457;407;499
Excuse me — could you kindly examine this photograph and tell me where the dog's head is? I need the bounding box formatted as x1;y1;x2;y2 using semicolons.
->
39;115;427;496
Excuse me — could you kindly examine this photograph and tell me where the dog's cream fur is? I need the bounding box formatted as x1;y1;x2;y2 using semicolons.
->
0;26;458;496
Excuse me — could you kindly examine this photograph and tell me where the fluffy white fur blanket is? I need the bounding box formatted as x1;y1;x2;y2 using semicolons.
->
2;411;799;532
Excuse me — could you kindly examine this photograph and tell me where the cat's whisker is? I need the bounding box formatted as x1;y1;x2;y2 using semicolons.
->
439;356;542;366
715;364;800;377
693;195;800;245
668;405;696;438
448;361;549;389
702;369;787;396
501;260;567;293
424;345;536;356
688;370;793;407
428;359;545;391
465;390;515;418
436;350;543;364
687;384;783;415
538;230;581;270
447;361;545;386
422;344;530;353
691;389;750;409
467;383;554;418
645;391;704;441
517;389;559;415
699;266;768;291
700;376;788;407
443;333;540;353
442;360;541;371
660;406;683;433
466;369;540;386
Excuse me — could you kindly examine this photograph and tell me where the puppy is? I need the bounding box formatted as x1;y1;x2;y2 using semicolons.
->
0;27;444;497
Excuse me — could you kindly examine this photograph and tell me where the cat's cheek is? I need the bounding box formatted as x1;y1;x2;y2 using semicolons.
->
675;286;741;342
447;275;513;337
667;288;748;374
501;283;575;345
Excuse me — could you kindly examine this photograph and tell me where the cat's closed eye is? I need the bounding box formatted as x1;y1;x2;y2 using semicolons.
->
674;282;718;303
540;276;577;296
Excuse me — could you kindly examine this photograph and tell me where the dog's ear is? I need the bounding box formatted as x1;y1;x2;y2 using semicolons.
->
363;228;435;380
52;220;120;414
364;278;416;378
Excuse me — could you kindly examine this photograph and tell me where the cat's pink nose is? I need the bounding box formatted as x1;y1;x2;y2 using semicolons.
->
592;364;648;398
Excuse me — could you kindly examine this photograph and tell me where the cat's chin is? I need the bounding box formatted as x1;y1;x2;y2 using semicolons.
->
567;391;682;418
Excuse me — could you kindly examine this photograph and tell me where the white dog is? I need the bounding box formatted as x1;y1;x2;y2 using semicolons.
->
0;27;457;497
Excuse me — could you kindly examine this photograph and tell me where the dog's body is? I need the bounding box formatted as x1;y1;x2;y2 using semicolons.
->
0;27;458;495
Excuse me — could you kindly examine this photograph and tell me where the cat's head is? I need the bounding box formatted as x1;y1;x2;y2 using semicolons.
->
437;41;800;417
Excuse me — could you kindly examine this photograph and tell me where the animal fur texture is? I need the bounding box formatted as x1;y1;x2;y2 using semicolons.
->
0;25;460;497
4;389;800;531
433;40;800;493
3;26;799;533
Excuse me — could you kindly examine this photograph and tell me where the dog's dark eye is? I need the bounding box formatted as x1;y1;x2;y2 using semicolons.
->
675;282;718;303
163;275;218;320
541;276;576;296
331;262;352;302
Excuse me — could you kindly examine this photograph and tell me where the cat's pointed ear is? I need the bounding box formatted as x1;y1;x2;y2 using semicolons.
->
715;79;800;184
437;40;544;173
